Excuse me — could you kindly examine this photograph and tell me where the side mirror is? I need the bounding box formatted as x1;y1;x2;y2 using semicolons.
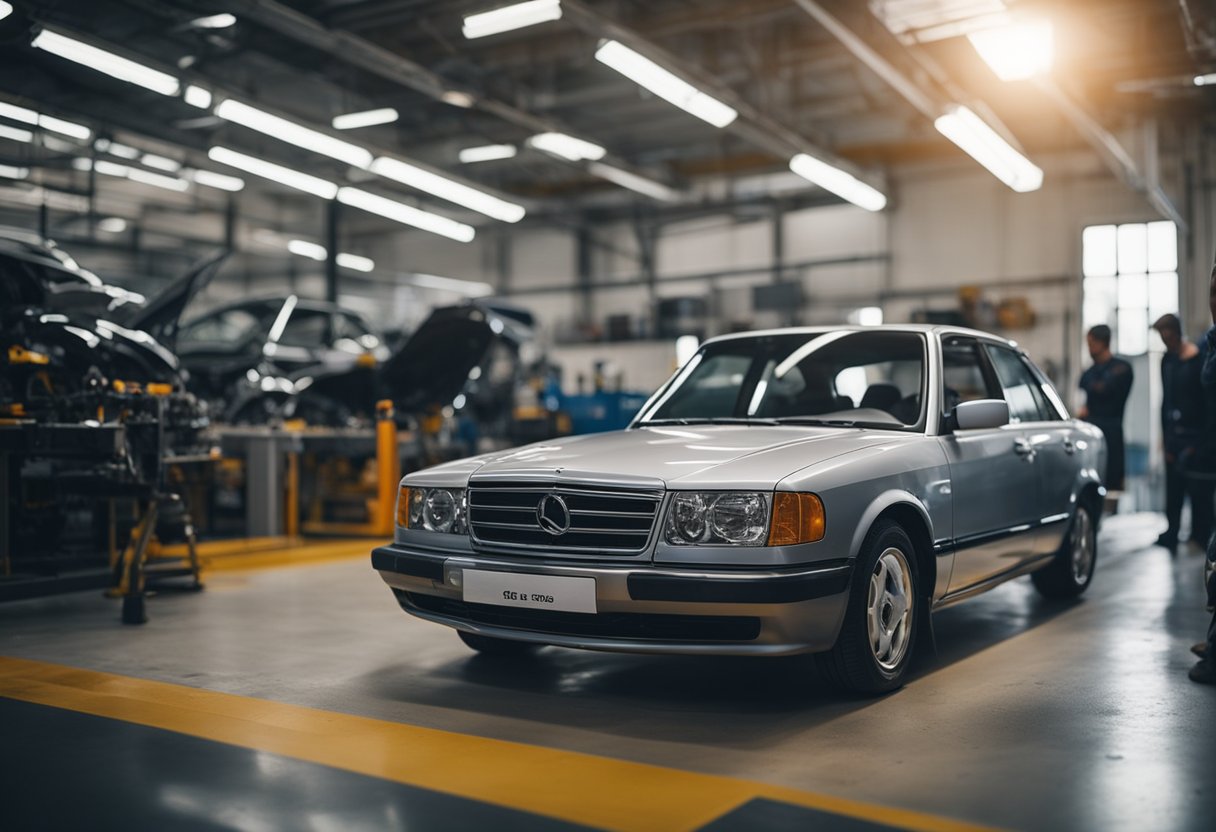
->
953;399;1010;431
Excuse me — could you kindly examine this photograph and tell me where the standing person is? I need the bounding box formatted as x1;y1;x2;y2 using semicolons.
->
1152;314;1213;553
1078;324;1134;491
1189;262;1216;685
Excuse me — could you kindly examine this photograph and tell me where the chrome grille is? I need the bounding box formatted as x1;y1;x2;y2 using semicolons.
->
467;481;662;555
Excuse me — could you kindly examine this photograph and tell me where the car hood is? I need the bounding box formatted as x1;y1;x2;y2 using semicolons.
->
124;252;227;350
380;303;502;413
427;425;901;490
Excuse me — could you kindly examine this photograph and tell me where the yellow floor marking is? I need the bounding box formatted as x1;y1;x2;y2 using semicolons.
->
199;538;374;574
0;656;995;832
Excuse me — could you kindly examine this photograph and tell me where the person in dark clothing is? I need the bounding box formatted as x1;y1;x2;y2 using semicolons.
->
1152;313;1213;554
1189;263;1216;685
1078;324;1133;491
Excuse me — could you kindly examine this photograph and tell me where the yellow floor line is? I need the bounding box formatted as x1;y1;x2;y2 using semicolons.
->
199;539;375;574
0;656;996;832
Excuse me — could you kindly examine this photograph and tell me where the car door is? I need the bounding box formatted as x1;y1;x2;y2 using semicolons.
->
985;345;1076;558
939;336;1043;593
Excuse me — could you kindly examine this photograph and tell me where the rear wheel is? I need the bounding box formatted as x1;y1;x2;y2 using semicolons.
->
458;630;537;656
1032;503;1097;599
818;520;919;694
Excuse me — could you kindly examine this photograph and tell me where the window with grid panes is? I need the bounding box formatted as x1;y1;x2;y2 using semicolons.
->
1082;221;1178;355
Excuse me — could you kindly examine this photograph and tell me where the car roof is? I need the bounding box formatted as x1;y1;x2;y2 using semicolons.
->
701;324;1020;351
0;226;104;287
183;296;375;325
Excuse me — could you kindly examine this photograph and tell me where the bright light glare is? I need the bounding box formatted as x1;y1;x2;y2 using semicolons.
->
32;29;181;96
527;132;606;161
332;108;398;130
458;144;517;164
404;273;493;296
214;99;374;168
287;240;327;260
0;3;13;22
337;187;476;243
788;153;887;212
336;253;375;272
369;156;526;222
208;146;339;199
463;0;562;39
191;13;237;29
934;105;1043;192
1195;73;1216;86
675;335;699;366
849;307;883;326
967;20;1053;81
594;40;737;128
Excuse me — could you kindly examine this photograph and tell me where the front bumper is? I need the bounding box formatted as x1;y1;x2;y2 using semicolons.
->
372;543;853;656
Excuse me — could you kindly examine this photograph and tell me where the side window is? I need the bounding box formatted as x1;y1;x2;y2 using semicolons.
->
276;309;330;348
941;337;1000;414
985;346;1052;423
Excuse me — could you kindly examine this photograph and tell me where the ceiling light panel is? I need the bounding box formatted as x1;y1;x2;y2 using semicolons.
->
463;0;562;39
184;85;213;109
587;162;680;202
526;132;606;161
336;253;375;272
332;108;398;130
934;105;1042;192
967;20;1053;81
287;239;327;260
190;169;245;191
0;124;34;143
594;40;738;128
337;187;475;243
32;29;181;96
214;99;374;168
458;144;517;164
788;153;888;212
208;146;339;199
368;157;525;223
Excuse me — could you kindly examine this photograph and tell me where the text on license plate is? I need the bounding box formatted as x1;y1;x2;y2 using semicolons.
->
462;570;597;614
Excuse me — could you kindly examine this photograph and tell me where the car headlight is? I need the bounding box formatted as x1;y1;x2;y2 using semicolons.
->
664;491;825;546
397;484;467;534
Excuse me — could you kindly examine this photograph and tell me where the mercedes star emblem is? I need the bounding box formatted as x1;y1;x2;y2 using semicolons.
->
536;493;571;536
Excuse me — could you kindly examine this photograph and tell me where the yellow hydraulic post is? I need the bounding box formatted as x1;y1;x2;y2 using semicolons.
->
374;399;400;536
285;450;300;539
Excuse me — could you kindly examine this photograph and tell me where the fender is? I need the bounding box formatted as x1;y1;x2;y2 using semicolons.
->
847;489;949;601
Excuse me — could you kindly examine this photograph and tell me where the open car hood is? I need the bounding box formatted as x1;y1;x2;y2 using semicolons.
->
380;304;498;412
124;252;227;351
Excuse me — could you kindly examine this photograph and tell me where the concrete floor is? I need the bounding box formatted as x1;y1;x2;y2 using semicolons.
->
1;512;1212;831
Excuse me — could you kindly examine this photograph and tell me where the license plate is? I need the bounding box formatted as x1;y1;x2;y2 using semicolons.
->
462;570;597;614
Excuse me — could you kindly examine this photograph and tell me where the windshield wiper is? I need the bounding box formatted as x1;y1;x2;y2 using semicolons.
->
774;417;902;430
642;417;780;426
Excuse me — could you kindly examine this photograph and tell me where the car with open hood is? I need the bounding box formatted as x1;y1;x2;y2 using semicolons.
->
373;325;1107;694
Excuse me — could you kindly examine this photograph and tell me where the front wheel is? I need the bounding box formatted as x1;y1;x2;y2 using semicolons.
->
817;520;919;695
1032;503;1097;599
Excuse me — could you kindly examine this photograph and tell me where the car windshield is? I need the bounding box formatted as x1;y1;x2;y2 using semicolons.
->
637;330;926;431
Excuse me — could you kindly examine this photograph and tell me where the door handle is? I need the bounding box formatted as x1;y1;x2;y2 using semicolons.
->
1014;438;1035;459
1062;438;1076;455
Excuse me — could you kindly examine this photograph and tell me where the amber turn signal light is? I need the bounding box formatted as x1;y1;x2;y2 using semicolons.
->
396;485;411;529
768;492;825;545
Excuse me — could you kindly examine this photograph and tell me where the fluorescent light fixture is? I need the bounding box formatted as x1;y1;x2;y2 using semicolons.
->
32;29;181;96
594;40;738;128
214;99;374;168
336;253;374;272
587;161;680;201
191;169;245;191
141;153;180;172
527;132;606;161
404;272;493;296
462;0;561;39
440;90;476;108
788;153;887;212
332;108;398;130
459;144;517;164
934;105;1043;192
38;113;91;140
675;335;699;366
368;156;525;223
97;217;128;233
191;13;237;29
0;164;28;180
337;187;475;243
208;146;339;199
127;167;190;192
849;307;884;326
0;124;34;143
967;20;1053;81
0;3;12;22
184;85;212;108
287;239;327;260
1195;73;1216;86
0;101;37;124
96;139;141;159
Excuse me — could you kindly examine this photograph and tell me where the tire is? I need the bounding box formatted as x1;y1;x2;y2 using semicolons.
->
817;520;919;695
1031;503;1097;599
458;630;537;656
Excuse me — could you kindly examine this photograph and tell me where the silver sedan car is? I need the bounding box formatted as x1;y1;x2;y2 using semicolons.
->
373;326;1106;693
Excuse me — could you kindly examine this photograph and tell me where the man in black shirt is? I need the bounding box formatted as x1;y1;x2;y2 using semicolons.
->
1189;262;1216;685
1153;313;1213;554
1078;324;1133;491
